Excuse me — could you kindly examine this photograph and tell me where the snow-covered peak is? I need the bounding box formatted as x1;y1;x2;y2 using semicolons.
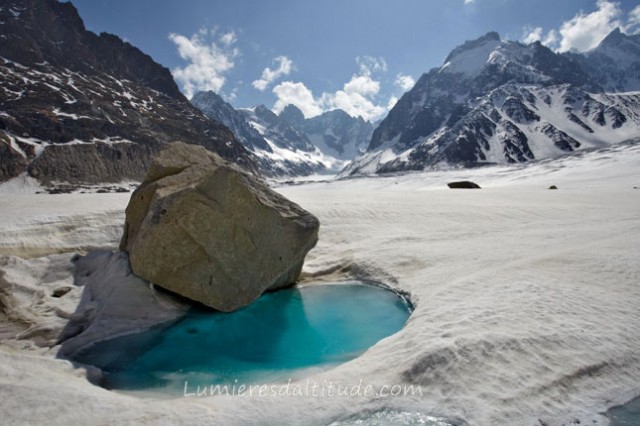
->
577;28;640;92
589;28;640;66
440;32;503;77
439;33;542;80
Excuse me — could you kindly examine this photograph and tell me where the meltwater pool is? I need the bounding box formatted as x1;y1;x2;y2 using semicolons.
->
73;282;412;395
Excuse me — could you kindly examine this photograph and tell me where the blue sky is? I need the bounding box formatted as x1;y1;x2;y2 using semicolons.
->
71;0;640;120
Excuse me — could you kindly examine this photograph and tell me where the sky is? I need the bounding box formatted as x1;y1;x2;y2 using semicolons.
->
70;0;640;121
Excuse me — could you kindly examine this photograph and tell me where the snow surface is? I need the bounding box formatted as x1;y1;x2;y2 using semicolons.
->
1;144;639;425
254;137;343;171
440;40;501;77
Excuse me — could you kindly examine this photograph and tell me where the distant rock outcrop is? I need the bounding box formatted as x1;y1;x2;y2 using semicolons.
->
120;142;320;312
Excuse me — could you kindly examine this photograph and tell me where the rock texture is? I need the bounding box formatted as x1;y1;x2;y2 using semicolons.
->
0;0;255;184
120;142;320;311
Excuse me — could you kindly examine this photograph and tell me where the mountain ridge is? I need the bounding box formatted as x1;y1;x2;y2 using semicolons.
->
192;91;373;176
345;30;640;176
0;0;256;184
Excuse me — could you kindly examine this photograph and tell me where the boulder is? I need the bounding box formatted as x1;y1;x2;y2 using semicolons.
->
447;181;481;189
120;142;320;312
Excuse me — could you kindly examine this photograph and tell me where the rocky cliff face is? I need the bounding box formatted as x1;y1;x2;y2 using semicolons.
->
0;0;255;184
346;30;640;175
192;91;374;176
191;91;270;153
192;91;327;176
280;105;373;162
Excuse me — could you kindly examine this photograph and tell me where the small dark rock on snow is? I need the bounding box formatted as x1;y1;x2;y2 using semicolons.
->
52;286;73;298
447;181;481;189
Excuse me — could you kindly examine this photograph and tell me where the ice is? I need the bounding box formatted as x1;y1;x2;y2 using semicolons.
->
0;143;639;425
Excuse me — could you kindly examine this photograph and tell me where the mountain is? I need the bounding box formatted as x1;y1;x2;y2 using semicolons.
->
0;0;255;185
345;31;640;175
192;91;373;176
569;28;640;92
190;91;271;155
279;105;373;162
241;105;340;176
192;91;329;176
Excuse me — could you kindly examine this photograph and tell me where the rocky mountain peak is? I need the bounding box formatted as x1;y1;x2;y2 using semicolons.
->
592;27;640;57
253;105;280;126
599;27;625;45
279;104;305;126
575;28;640;92
0;0;183;100
191;90;225;108
443;31;502;66
0;0;256;184
190;91;271;155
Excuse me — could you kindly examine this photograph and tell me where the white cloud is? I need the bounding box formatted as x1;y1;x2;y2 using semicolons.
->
520;1;640;53
557;0;622;52
464;0;475;4
271;57;390;121
627;5;640;32
543;30;559;46
225;88;238;102
272;81;324;118
219;31;237;47
522;26;544;44
252;56;294;91
395;73;415;91
522;26;559;46
343;74;380;96
169;28;238;98
356;56;387;75
320;73;386;121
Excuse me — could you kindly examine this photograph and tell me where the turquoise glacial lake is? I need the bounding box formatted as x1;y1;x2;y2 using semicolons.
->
74;282;412;394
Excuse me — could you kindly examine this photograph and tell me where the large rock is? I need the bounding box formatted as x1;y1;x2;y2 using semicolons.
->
120;142;320;312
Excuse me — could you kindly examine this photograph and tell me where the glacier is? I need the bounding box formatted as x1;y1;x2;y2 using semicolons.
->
0;142;639;425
